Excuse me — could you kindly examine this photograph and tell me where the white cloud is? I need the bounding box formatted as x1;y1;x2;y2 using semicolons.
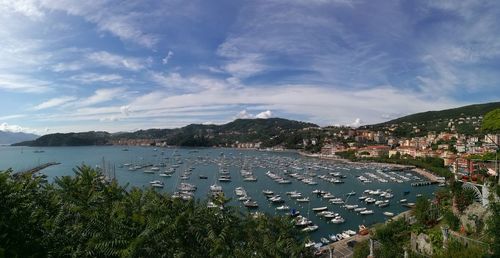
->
120;105;130;116
349;118;362;127
0;0;45;20
77;87;127;107
256;110;273;119
87;51;150;71
0;74;51;93
0;122;38;134
70;73;123;84
37;0;159;48
162;50;174;65
235;110;253;119
33;96;76;110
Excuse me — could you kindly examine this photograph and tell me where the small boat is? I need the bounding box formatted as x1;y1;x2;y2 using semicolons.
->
305;241;316;248
302;225;319;232
383;212;395;217
331;217;345;224
360;210;374;215
262;190;274;195
199;175;208;179
320;237;330;244
276;205;290;211
359;225;369;235
296;197;310;202
244;200;259;208
347;191;356;196
159;173;172;177
329;234;338;242
345;230;357;236
399;199;407;203
312;206;328;212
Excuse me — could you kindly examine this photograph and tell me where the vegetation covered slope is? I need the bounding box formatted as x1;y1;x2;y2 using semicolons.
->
376;102;500;125
0;166;312;258
363;102;500;137
14;118;318;148
12;131;111;146
482;108;500;134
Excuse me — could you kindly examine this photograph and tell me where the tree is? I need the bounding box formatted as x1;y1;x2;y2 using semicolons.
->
482;108;500;134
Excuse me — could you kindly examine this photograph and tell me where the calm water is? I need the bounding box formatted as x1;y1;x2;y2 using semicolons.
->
0;146;436;242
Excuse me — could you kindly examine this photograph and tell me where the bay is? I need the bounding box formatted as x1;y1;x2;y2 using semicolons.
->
0;145;436;242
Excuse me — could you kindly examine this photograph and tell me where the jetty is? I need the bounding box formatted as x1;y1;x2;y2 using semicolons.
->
13;162;61;178
319;233;371;258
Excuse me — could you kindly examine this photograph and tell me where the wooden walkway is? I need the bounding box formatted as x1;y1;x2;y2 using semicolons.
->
319;233;371;258
13;162;61;177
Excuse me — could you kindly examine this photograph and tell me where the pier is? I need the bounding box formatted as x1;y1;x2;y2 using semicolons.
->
319;233;371;258
411;181;438;187
13;162;61;178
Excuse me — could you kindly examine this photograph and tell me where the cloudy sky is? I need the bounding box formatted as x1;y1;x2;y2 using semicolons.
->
0;0;499;134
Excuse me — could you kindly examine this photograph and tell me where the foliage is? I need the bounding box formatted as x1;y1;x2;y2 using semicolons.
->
352;240;370;258
482;108;500;134
454;188;476;213
442;210;460;231
487;201;500;256
374;218;410;258
433;239;488;258
0;166;312;258
13;118;320;149
12;131;111;146
414;197;437;226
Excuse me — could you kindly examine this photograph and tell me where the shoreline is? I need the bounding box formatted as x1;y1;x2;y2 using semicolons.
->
297;152;442;184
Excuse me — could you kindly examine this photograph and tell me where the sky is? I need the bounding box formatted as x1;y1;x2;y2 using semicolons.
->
0;0;499;134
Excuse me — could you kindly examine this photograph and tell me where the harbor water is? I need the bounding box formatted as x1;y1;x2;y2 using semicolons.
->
0;146;437;242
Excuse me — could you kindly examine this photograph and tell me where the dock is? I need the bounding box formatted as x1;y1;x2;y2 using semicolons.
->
411;181;438;187
13;162;61;178
319;233;370;258
412;168;439;182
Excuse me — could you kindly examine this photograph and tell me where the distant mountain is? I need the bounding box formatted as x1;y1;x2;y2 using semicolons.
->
0;131;38;145
363;101;500;137
13;118;319;148
12;131;111;147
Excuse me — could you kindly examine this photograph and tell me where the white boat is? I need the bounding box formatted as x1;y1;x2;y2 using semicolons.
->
360;210;374;215
296;197;310;202
345;230;357;236
331;217;345;224
399;199;407;203
312;206;328;212
276;205;290;211
302;225;319;232
383;212;395;217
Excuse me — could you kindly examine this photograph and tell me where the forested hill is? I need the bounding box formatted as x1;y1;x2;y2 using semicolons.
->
375;102;500;125
13;118;319;148
362;101;500;136
12;132;111;146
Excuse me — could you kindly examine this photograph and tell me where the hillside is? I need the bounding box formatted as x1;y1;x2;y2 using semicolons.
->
363;102;500;137
13;118;319;148
12;131;111;147
0;131;38;145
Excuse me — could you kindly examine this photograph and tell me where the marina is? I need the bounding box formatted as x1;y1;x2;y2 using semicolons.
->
0;145;437;243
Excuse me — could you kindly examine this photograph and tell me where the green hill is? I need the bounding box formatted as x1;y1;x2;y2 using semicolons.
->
13;118;319;148
364;101;500;137
12;131;111;147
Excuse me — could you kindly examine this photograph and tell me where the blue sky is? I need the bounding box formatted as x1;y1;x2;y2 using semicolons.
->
0;0;499;134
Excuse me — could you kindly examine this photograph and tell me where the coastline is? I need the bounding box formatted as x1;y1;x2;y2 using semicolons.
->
297;151;443;183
